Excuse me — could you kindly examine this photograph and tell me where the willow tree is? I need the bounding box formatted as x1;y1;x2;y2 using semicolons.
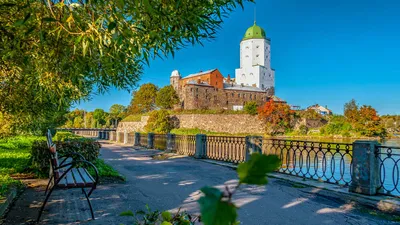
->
0;0;253;133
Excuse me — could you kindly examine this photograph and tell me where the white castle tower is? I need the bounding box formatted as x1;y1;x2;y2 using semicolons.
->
235;22;275;90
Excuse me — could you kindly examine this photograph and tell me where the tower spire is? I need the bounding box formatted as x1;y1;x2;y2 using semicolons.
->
254;6;256;24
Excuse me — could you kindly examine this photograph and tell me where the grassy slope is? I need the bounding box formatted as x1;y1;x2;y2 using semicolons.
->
0;136;44;198
0;134;125;199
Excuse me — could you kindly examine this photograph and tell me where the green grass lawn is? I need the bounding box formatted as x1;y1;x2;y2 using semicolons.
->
0;136;43;199
90;159;126;183
0;135;124;200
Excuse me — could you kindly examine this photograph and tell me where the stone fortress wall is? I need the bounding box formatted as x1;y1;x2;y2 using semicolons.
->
117;114;264;134
117;116;149;133
117;114;326;135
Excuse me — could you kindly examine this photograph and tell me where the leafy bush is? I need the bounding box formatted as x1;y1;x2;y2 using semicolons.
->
298;125;308;135
53;131;82;141
31;139;101;175
244;101;258;115
144;110;172;134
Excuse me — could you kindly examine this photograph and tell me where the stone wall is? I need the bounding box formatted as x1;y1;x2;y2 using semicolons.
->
117;114;264;134
117;116;149;133
170;114;264;134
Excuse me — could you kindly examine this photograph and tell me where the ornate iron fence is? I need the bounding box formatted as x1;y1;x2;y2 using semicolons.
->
139;133;148;147
154;134;167;150
127;132;135;145
175;135;196;156
263;139;353;186
205;136;246;163
375;145;400;196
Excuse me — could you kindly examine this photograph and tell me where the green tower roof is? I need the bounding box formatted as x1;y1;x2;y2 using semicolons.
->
242;22;266;41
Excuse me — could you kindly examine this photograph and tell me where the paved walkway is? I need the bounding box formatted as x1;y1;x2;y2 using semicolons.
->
3;141;398;224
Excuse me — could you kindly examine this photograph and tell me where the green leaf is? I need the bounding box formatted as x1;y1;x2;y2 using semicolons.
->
161;211;172;222
23;13;31;23
143;0;155;14
119;210;134;216
108;22;117;32
116;0;124;9
13;19;24;26
161;222;172;225
42;17;57;22
237;153;281;185
198;186;237;225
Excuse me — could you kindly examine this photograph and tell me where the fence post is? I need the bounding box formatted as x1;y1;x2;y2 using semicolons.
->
116;132;121;142
124;130;128;144
134;132;141;146
98;131;102;139
166;133;176;152
245;136;263;161
110;132;114;141
195;134;206;159
148;133;155;149
349;140;380;195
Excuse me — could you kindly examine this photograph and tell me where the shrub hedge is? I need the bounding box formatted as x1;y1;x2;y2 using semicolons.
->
31;139;101;175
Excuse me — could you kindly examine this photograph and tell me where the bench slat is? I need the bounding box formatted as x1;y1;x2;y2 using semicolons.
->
77;168;94;187
71;169;85;187
65;170;76;187
58;176;68;188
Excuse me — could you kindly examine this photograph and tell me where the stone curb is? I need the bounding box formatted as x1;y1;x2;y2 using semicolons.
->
0;187;19;220
199;159;400;216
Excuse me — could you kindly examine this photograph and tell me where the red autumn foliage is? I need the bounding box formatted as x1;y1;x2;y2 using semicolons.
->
258;99;294;135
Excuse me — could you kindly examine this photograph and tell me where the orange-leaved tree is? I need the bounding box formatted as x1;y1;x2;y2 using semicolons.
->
356;105;386;137
258;99;294;135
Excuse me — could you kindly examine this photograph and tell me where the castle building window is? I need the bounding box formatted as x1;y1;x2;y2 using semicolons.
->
238;93;240;98
226;101;229;105
226;93;228;97
250;94;252;100
231;93;234;97
190;88;193;92
196;88;198;92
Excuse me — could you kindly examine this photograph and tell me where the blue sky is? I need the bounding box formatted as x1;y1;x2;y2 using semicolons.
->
75;0;400;115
